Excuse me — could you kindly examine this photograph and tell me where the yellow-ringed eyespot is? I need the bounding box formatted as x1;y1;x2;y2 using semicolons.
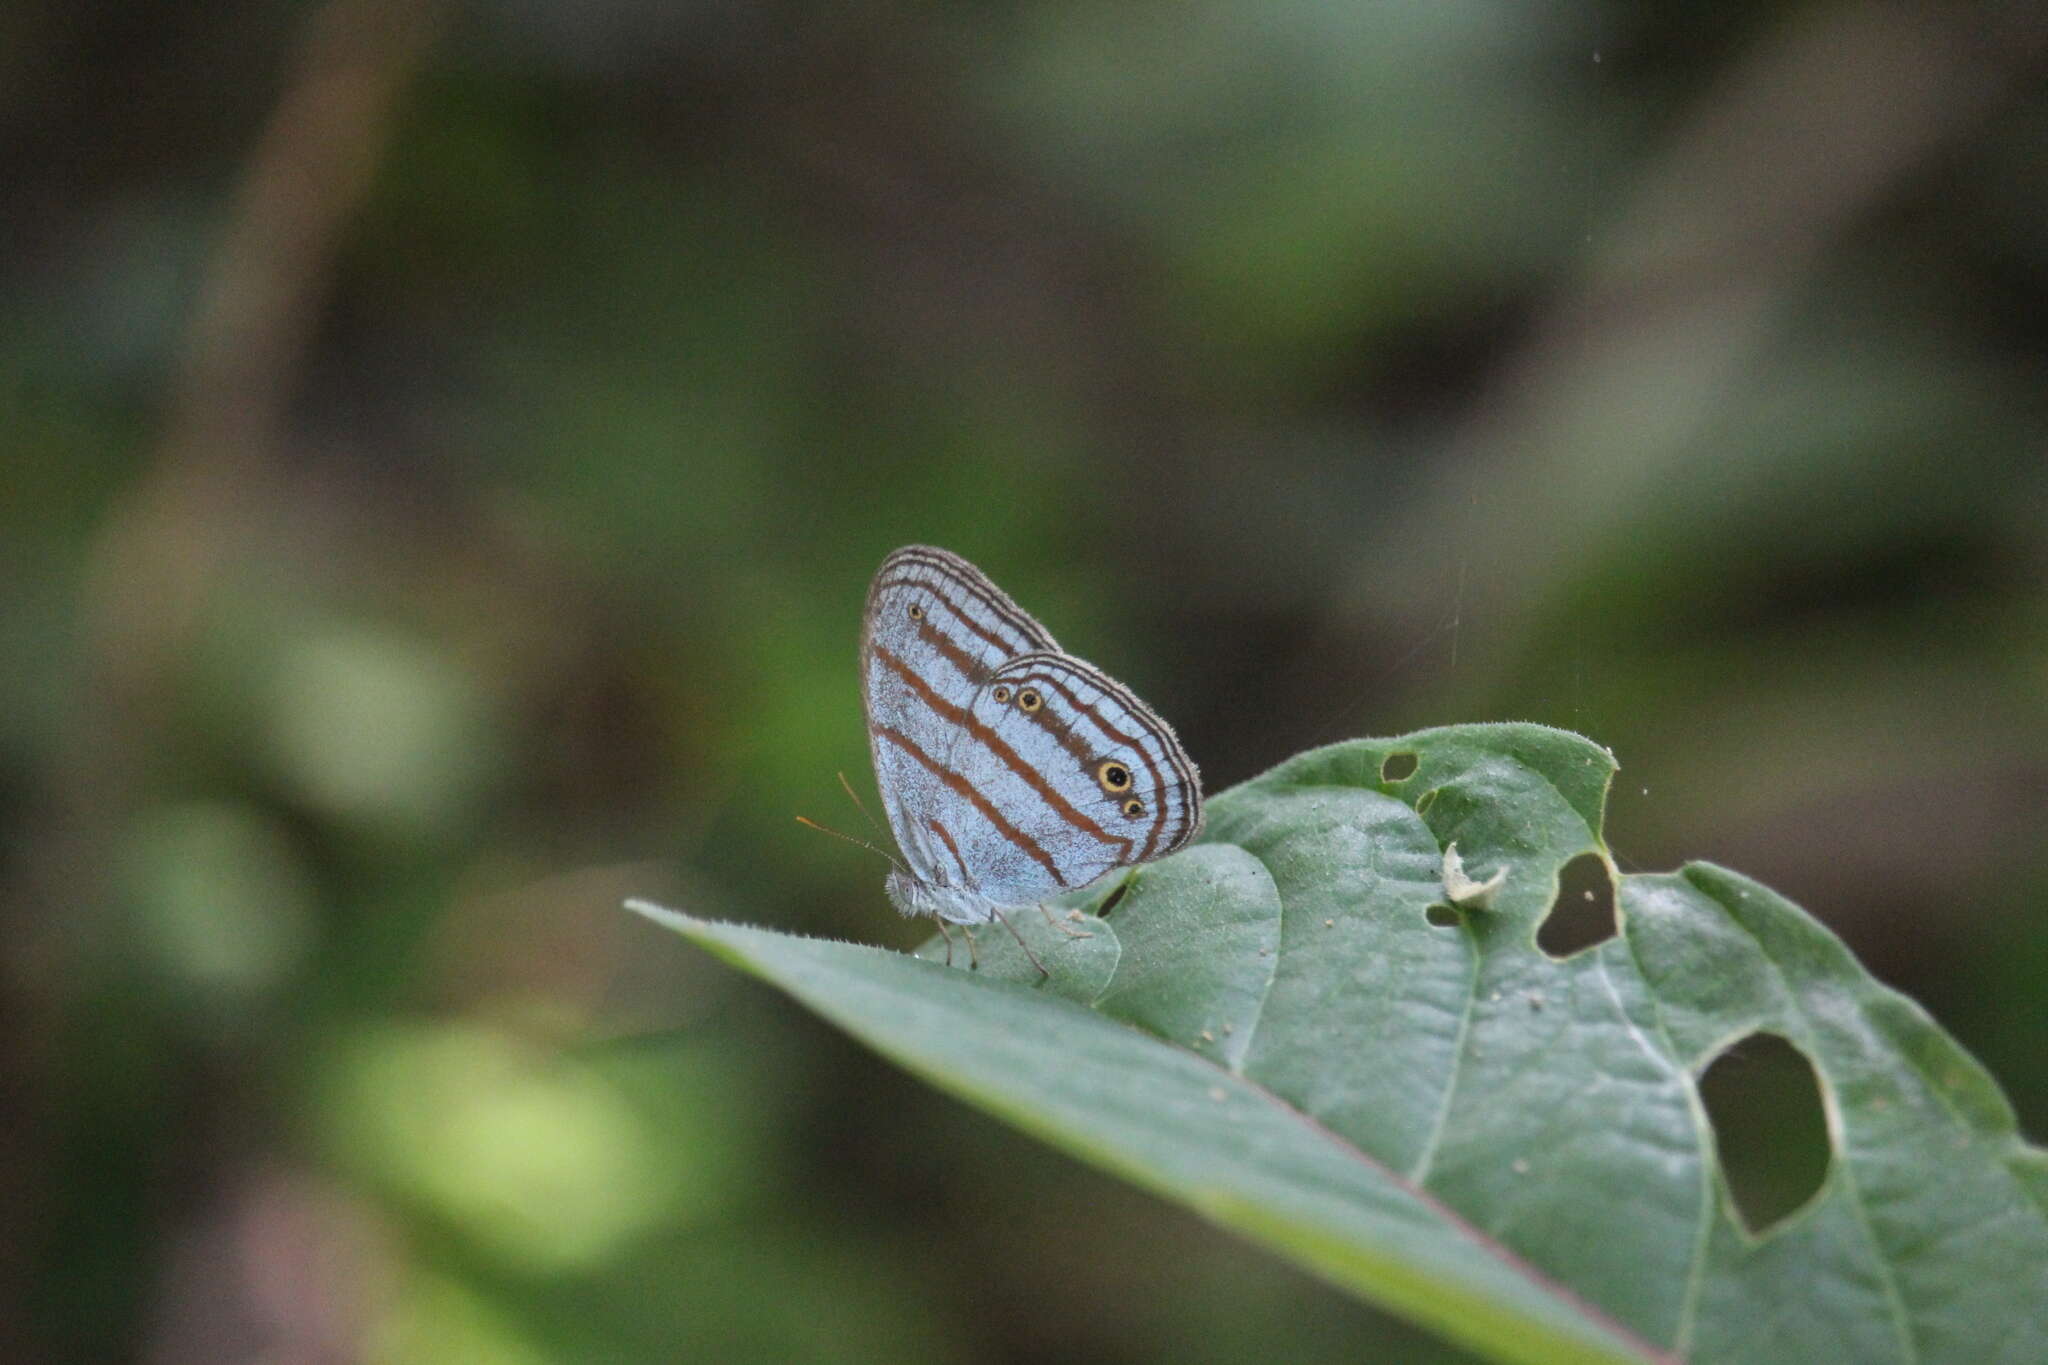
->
1097;761;1132;792
907;603;924;620
1121;798;1145;818
991;684;1012;703
1017;687;1042;712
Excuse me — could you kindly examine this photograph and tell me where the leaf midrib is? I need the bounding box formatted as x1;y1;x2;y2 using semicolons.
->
1405;911;1480;1187
1083;821;1675;1365
1182;765;1676;1360
1613;914;1718;1360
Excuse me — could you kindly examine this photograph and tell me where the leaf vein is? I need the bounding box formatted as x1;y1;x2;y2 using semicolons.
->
1597;943;1712;1356
1613;920;1720;1359
1223;844;1283;1069
1700;879;1921;1365
1406;911;1481;1186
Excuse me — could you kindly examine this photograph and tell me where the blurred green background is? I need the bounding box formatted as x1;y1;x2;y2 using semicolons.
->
4;1;2045;1360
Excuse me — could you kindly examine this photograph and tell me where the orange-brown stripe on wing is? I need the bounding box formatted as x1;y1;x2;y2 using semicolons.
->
876;546;1055;651
911;616;993;687
913;617;1106;773
873;642;1131;855
871;722;1069;887
876;572;1034;659
1023;669;1176;860
1063;660;1197;851
927;818;972;883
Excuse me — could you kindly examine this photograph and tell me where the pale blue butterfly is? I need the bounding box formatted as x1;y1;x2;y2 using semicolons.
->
860;546;1203;954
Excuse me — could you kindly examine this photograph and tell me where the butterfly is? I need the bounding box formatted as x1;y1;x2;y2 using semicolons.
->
858;545;1202;951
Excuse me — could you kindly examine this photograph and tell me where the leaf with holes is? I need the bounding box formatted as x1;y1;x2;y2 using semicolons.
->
628;723;2048;1365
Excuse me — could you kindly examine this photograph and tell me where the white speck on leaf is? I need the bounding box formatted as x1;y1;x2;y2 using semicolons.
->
1442;842;1507;909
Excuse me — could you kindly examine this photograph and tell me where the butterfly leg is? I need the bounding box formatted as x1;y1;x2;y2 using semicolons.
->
992;909;1050;978
1036;902;1094;940
961;924;980;971
934;918;956;967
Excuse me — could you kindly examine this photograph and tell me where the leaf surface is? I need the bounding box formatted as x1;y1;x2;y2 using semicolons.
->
629;724;2048;1364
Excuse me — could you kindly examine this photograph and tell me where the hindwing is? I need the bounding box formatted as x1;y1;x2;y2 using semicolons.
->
946;651;1202;905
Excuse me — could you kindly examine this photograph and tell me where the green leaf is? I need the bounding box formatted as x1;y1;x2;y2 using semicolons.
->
628;723;2048;1364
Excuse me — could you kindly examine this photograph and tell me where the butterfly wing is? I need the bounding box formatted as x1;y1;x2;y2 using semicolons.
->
860;546;1057;897
937;649;1203;908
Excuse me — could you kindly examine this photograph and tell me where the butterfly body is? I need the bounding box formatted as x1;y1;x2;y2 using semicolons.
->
861;546;1202;925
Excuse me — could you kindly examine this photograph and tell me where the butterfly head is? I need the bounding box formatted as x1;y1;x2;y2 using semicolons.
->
885;869;993;925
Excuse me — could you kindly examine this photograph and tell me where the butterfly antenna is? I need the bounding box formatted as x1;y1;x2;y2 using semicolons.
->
795;816;907;876
837;771;891;844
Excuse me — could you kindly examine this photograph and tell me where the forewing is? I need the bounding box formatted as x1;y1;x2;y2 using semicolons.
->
860;546;1057;875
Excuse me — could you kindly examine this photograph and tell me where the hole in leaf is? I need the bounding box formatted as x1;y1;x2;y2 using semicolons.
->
1698;1032;1832;1236
1094;880;1130;918
1414;788;1438;815
1380;751;1418;782
1536;852;1616;958
1424;903;1461;928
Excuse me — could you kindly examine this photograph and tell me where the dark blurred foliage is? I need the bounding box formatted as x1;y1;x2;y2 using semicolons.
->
2;0;2044;1360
